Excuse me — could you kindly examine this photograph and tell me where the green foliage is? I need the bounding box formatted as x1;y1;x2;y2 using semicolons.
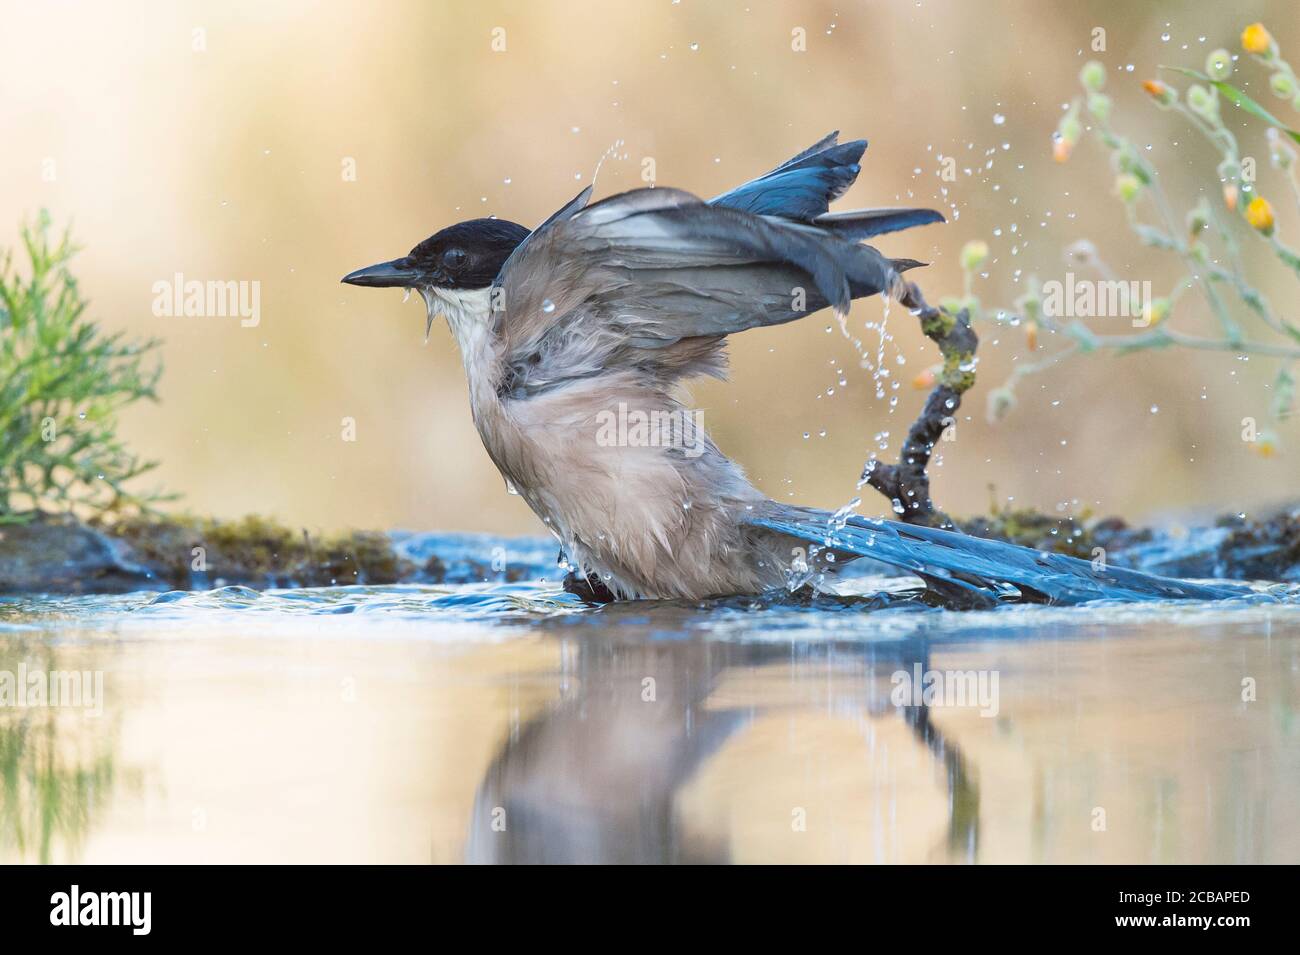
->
0;211;166;521
1164;66;1300;145
963;22;1300;433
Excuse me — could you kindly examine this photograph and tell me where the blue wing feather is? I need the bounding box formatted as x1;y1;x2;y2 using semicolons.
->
710;133;944;240
710;135;867;219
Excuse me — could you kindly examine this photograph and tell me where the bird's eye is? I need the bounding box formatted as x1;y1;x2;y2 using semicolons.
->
442;248;468;270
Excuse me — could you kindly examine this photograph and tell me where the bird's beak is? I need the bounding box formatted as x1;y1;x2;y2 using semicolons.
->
341;258;415;288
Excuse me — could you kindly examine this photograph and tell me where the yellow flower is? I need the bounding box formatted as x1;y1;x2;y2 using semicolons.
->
1223;183;1239;212
1241;23;1273;56
1025;320;1039;351
912;368;937;390
1142;298;1170;328
1052;137;1073;163
1245;196;1275;235
1249;431;1277;458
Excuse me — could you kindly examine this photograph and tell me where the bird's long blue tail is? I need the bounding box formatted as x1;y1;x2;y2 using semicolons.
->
750;506;1249;607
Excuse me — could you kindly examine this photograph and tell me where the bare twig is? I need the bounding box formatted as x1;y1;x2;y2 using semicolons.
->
861;282;977;528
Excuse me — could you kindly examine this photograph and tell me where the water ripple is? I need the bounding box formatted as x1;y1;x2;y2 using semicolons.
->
2;574;1296;642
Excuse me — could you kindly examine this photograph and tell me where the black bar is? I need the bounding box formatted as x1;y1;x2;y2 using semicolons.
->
0;865;1280;940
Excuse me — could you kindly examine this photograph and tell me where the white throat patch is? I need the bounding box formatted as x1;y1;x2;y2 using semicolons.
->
417;286;494;350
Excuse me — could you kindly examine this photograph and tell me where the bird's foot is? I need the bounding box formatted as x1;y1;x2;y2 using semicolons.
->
562;571;618;604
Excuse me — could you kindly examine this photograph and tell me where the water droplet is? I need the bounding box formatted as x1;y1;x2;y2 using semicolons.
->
542;299;556;313
993;113;1006;126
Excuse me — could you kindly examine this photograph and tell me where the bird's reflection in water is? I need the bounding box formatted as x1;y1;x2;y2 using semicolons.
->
466;600;976;863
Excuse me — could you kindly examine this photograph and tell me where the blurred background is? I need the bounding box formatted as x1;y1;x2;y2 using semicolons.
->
2;0;1295;536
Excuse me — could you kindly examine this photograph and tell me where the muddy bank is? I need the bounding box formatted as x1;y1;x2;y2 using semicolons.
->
0;513;556;595
1;507;1297;595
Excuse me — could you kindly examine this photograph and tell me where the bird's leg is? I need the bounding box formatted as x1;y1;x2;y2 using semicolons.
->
862;281;978;528
557;546;617;603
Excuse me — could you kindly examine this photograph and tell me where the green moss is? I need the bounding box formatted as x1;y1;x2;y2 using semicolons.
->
921;309;956;338
105;513;413;588
940;351;977;391
958;507;1103;558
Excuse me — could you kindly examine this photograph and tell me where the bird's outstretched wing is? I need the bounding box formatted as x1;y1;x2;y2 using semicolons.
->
495;185;593;284
710;131;945;239
493;187;915;396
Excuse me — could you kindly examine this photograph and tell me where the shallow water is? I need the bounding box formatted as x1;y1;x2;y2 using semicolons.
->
2;538;1298;864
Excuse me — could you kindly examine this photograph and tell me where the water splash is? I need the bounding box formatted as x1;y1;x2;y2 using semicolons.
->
590;138;627;193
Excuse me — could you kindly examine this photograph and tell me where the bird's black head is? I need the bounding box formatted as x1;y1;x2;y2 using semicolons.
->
342;218;530;290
